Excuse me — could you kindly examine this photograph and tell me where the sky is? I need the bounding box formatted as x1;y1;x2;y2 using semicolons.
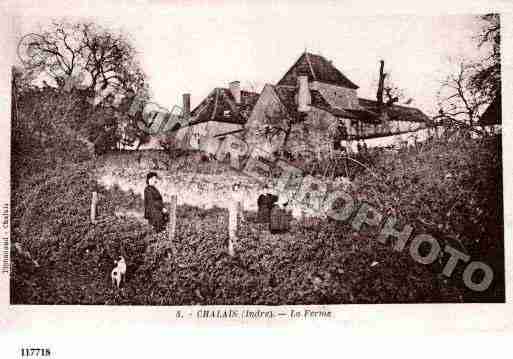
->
8;1;491;117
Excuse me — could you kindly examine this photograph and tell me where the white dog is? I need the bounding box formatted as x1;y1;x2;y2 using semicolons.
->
111;256;126;288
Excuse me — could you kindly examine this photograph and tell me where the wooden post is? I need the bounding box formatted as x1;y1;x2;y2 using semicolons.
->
237;201;244;222
90;191;98;224
228;201;239;257
167;195;177;256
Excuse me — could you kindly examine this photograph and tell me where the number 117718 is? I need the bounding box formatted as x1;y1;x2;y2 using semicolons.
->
21;348;51;357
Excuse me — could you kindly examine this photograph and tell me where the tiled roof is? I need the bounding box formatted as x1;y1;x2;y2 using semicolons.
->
269;85;429;125
358;98;430;123
189;88;259;125
277;52;359;89
271;85;333;121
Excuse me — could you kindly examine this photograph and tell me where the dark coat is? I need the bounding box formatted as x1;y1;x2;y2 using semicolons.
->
269;206;292;233
144;185;168;232
257;193;279;223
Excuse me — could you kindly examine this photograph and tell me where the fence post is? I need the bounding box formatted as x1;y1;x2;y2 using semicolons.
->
90;191;98;224
228;201;239;257
168;195;177;254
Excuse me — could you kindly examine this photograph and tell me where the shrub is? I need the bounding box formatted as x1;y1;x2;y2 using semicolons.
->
350;133;503;302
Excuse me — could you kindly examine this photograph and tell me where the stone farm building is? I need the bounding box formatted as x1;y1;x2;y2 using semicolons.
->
245;52;430;157
174;82;259;149
173;51;430;157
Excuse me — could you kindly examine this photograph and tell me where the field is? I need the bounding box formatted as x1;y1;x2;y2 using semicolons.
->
11;134;503;304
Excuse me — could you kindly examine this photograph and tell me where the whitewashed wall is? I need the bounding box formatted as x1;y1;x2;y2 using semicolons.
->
341;127;434;152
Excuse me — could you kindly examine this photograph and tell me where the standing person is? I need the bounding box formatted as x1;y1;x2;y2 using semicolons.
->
144;172;169;233
269;199;292;234
231;182;245;222
257;183;278;223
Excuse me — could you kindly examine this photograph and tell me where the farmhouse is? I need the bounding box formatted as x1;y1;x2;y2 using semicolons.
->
174;82;259;149
244;52;430;157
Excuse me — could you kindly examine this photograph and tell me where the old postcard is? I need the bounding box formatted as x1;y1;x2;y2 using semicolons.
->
1;0;512;356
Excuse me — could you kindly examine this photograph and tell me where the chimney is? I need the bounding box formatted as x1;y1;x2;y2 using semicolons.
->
297;74;311;112
229;81;241;104
182;93;191;118
376;60;386;109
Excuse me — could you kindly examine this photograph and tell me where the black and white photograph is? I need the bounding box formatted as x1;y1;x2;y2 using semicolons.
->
7;2;504;309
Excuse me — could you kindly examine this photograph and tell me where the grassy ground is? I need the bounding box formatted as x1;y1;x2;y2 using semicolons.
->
11;134;503;304
10;176;462;305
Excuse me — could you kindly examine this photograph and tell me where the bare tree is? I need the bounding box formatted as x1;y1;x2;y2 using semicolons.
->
19;21;84;80
437;61;488;127
18;20;150;152
376;60;409;110
19;20;146;95
470;14;500;102
383;78;406;106
255;105;306;152
80;22;145;93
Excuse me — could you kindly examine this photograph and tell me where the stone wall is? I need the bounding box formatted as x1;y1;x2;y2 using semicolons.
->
286;108;339;157
171;121;243;151
354;119;426;139
244;85;288;155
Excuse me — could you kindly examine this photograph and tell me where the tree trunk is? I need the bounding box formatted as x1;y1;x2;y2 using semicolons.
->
377;60;386;112
281;122;292;154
